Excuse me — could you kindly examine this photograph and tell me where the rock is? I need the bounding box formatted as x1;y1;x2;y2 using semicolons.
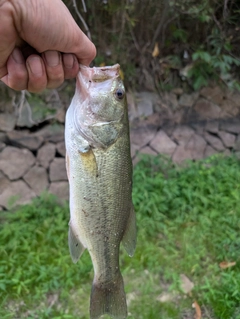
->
128;92;158;120
49;158;67;182
162;125;175;137
130;126;156;149
0;171;11;195
172;145;193;163
0;142;5;151
142;69;156;91
194;98;221;120
223;149;231;156
138;146;158;156
150;130;177;157
0;146;35;180
217;131;236;148
0;180;35;209
0;132;7;142
179;92;199;107
7;131;44;151
19;93;58;126
200;86;225;105
171;125;194;145
127;92;136;120
204;145;217;158
139;112;162;129
234;135;240;151
135;92;155;117
37;143;56;168
204;132;225;151
130;143;139;158
161;92;178;110
56;141;66;157
186;134;207;160
0;113;16;132
55;107;66;123
219;120;240;134
48;181;69;202
205;121;219;134
227;90;240;107
23;165;49;195
156;292;175;303
35;124;64;143
220;99;239;117
180;274;194;294
191;123;205;135
171;88;183;96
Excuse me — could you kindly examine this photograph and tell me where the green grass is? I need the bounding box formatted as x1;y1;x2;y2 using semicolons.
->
1;154;240;318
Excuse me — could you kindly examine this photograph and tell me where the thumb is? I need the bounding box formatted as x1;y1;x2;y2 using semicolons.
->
69;30;97;66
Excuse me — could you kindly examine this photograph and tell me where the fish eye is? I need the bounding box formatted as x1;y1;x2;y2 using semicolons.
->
115;88;125;100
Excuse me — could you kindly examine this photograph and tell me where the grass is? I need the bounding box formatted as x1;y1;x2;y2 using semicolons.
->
1;154;240;318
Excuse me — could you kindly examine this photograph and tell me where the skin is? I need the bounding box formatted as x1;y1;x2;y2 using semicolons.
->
0;0;96;92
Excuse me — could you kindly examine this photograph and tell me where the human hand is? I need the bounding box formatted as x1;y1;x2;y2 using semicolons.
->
0;0;96;92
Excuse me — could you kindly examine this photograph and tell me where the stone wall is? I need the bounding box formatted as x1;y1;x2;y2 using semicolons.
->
1;85;240;209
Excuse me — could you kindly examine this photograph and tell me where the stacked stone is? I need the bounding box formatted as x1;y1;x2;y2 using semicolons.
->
0;124;68;210
1;85;240;209
129;86;240;164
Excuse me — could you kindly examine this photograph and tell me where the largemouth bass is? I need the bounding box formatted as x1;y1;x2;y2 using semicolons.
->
65;64;137;319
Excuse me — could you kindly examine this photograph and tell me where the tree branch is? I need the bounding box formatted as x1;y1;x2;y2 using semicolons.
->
72;0;92;40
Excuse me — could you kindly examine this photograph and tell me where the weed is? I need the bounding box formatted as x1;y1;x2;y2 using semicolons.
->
1;154;240;318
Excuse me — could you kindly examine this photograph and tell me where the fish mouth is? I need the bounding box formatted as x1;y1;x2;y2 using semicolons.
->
76;64;121;100
79;64;120;83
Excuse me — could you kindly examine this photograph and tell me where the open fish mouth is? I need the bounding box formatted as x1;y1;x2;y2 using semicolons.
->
79;64;120;83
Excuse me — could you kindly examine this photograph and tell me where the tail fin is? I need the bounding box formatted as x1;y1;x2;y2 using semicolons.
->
90;273;127;319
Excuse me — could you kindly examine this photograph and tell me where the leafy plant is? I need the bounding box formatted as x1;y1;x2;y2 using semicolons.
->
1;155;240;318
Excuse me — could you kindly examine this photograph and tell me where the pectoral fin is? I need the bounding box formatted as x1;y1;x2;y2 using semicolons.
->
68;224;85;263
122;204;137;257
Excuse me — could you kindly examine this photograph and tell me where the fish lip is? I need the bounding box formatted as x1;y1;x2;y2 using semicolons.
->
79;64;120;82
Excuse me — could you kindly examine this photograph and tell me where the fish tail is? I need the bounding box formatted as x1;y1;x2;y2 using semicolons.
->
90;273;127;319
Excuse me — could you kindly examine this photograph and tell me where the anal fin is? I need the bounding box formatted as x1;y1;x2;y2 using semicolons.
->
122;204;137;257
68;224;85;263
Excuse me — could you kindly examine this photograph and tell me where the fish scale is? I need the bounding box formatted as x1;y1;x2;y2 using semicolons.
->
65;64;137;319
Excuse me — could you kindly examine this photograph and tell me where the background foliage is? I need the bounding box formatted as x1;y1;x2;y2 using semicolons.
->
64;0;240;91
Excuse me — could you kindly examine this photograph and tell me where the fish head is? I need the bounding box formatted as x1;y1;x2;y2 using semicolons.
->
72;64;127;148
76;64;126;123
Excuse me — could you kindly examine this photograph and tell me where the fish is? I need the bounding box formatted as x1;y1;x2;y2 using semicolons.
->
65;64;137;319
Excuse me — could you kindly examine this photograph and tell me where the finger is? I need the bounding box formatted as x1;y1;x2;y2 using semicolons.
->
42;50;64;89
71;33;97;66
62;53;79;79
26;55;47;93
0;48;28;90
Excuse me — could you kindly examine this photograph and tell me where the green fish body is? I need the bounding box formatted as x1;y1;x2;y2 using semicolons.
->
65;64;136;319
